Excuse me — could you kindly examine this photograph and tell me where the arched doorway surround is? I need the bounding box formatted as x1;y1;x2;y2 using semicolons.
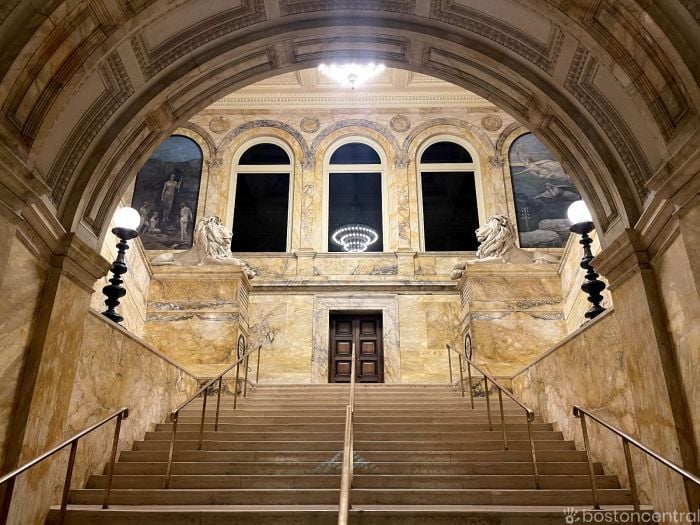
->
0;1;696;249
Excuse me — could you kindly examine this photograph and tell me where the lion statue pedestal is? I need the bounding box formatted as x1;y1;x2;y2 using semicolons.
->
450;215;560;280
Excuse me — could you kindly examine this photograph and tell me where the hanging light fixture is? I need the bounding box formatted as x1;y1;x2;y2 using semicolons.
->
331;190;379;253
318;62;386;89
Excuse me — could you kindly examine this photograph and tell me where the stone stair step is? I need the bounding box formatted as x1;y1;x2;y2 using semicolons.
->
118;449;590;463
68;488;633;506
109;460;605;476
86;473;619;490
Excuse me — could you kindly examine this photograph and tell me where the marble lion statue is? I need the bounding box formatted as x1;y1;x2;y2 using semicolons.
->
450;215;560;279
151;215;256;279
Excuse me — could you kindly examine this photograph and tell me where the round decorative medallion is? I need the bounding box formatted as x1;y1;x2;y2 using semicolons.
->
481;114;503;132
390;114;411;132
209;116;230;134
300;117;320;133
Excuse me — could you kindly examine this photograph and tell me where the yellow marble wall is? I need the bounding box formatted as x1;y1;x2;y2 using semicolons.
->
652;225;700;470
143;266;251;378
7;310;199;525
398;294;462;383
512;310;690;517
0;234;47;467
457;263;567;376
249;294;315;383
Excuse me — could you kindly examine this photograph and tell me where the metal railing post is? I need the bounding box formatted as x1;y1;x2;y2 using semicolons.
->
447;347;453;384
466;361;474;409
457;355;465;398
622;438;641;513
484;377;492;431
102;411;125;509
164;413;178;488
526;414;540;489
58;441;79;525
243;355;250;397
214;377;223;432
197;387;209;450
255;346;262;384
233;362;241;410
498;389;507;450
578;412;600;509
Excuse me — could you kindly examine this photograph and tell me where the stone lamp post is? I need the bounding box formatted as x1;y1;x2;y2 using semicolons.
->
567;200;606;321
102;207;140;324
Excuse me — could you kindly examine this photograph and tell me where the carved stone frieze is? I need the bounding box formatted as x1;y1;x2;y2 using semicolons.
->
280;0;415;16
564;46;650;199
429;0;565;74
481;114;503;131
48;52;134;206
209;116;230;134
130;0;266;79
390;114;411;132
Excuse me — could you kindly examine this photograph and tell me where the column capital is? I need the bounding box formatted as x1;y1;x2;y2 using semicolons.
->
592;229;650;290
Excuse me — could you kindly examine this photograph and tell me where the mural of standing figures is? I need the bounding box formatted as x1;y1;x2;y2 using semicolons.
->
508;133;581;248
132;135;203;249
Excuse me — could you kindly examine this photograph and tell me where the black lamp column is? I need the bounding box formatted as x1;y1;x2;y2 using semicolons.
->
102;205;141;324
568;205;606;321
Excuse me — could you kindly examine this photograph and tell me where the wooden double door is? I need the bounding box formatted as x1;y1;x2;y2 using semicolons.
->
329;313;384;383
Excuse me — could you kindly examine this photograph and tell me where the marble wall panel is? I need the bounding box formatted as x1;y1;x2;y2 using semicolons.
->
312;254;399;277
512;309;689;516
0;235;47;467
398;295;461;383
652;231;700;470
249;294;314;383
7;310;199;525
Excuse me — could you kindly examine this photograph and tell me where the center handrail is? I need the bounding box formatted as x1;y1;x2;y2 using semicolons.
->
164;344;262;488
573;405;700;512
338;342;356;525
446;343;540;488
0;407;128;525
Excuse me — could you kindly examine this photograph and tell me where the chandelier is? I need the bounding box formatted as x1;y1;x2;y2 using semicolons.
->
331;223;379;253
318;62;386;89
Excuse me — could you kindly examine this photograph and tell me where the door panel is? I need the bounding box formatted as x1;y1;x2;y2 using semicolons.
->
329;314;383;383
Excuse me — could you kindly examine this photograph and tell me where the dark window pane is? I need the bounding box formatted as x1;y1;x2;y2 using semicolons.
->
330;143;380;164
421;171;479;251
239;143;290;165
328;172;383;252
231;173;289;252
421;141;472;163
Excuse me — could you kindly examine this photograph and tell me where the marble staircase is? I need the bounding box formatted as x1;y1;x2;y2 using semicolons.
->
47;384;645;524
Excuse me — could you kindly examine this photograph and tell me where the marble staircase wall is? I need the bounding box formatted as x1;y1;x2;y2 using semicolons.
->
512;310;690;517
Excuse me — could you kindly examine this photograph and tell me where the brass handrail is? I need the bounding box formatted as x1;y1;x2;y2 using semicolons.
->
338;342;356;525
0;407;128;525
164;344;262;488
445;344;539;488
573;405;700;511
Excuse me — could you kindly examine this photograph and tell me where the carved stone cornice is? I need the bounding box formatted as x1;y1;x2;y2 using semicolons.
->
0;140;49;220
592;229;650;290
50;232;111;292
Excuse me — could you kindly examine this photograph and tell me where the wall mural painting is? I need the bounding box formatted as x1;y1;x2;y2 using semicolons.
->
132;135;203;250
508;133;580;248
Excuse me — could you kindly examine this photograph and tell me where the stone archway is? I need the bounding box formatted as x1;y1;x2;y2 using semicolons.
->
0;1;696;250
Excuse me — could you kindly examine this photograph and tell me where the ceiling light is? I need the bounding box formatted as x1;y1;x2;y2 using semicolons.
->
318;62;385;89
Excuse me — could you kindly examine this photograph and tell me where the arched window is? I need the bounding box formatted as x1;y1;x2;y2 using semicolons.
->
418;140;479;251
231;141;292;252
132;135;203;250
325;141;385;252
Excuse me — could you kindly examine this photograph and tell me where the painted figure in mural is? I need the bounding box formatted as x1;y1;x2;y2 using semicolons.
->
149;211;161;233
534;183;580;202
160;173;181;224
179;203;193;241
137;201;151;233
514;153;569;181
